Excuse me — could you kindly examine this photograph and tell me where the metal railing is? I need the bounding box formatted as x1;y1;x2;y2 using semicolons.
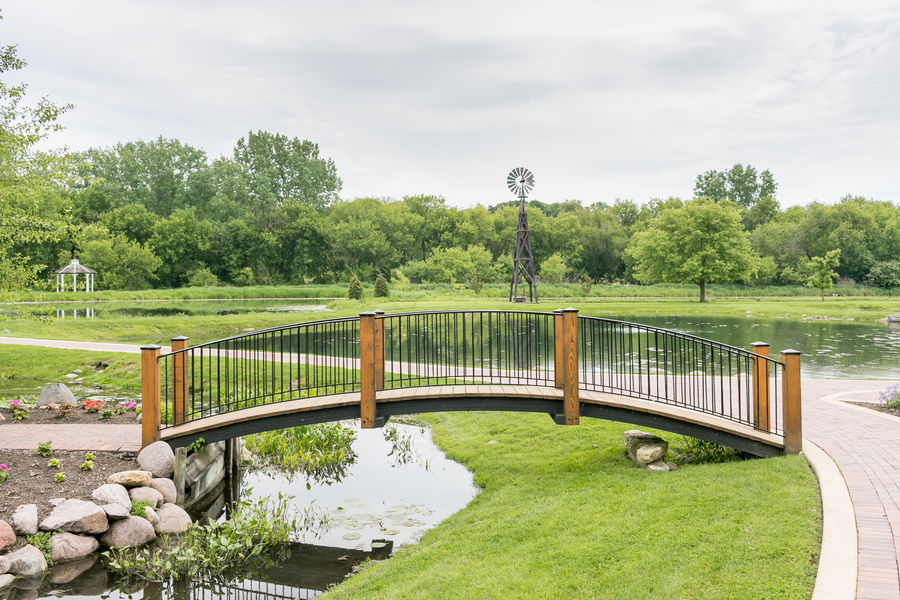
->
143;309;798;451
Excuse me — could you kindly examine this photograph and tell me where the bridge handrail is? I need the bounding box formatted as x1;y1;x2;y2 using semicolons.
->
141;309;802;455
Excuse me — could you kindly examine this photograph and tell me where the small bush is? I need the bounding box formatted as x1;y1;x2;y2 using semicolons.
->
879;384;900;409
35;440;52;457
131;499;153;518
673;437;745;465
187;267;218;288
47;458;60;468
579;275;594;295
348;273;363;300
466;270;484;295
27;531;54;565
55;472;66;483
374;271;389;298
80;461;94;471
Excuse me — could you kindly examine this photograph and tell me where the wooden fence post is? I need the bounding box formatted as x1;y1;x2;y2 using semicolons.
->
553;309;564;388
374;310;385;390
782;350;803;455
171;336;189;425
141;344;161;448
360;312;376;428
563;308;580;425
751;342;770;431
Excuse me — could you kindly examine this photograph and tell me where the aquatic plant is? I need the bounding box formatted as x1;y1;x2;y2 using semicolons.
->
106;494;300;581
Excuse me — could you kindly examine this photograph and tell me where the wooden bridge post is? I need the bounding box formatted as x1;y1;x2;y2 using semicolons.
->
360;312;377;428
374;310;385;390
171;336;189;425
751;342;770;431
563;308;580;425
781;350;803;455
553;309;564;388
140;344;162;448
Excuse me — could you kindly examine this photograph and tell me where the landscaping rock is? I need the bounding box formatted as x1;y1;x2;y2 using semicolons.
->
101;504;130;521
143;507;159;526
48;498;67;507
58;560;108;595
6;545;47;577
129;486;164;509
154;503;192;535
49;554;97;584
39;499;108;534
100;516;156;548
35;383;76;409
50;533;99;562
647;460;673;472
107;470;152;488
0;574;15;590
91;484;131;510
11;505;38;536
623;430;669;467
136;411;142;424
0;521;14;553
149;478;177;504
138;442;175;479
0;555;9;575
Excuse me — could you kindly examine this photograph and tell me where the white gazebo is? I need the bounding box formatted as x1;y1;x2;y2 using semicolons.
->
55;258;96;293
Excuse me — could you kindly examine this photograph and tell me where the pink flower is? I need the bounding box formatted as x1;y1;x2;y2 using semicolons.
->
10;398;21;407
0;465;7;470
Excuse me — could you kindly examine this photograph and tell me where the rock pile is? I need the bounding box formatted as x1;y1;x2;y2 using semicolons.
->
624;430;678;472
0;441;192;591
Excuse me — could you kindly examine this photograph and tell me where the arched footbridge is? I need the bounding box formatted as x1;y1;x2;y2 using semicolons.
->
140;309;802;457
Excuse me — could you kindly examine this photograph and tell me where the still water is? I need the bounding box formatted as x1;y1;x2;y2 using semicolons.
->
44;300;330;320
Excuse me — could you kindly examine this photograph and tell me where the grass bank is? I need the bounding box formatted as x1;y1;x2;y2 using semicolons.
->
324;412;821;599
0;346;141;392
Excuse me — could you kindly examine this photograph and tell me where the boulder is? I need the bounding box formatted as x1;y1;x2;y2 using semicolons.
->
35;383;76;408
91;484;131;510
0;574;13;590
137;442;175;479
149;478;177;505
48;554;97;584
39;500;108;534
0;521;14;553
101;504;130;521
143;507;159;526
129;486;164;509
100;517;156;548
154;503;193;535
0;555;9;575
50;532;99;562
11;505;38;536
49;498;67;507
647;460;673;472
107;471;152;488
6;545;47;577
623;430;669;467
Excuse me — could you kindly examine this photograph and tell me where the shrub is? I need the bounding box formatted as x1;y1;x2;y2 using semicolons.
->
879;384;900;409
866;261;900;289
374;271;389;298
466;270;484;295
391;269;411;290
348;273;363;300
233;266;255;287
579;275;594;295
187;267;218;288
672;437;745;465
35;440;52;457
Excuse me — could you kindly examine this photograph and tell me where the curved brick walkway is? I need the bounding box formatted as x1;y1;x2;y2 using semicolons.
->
2;378;899;598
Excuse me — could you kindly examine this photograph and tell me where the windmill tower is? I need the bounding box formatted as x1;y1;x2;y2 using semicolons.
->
507;167;538;303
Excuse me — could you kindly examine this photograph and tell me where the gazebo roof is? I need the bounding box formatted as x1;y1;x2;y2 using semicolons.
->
55;258;96;275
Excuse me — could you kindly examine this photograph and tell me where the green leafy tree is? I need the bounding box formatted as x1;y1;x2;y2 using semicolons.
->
149;208;212;288
187;267;218;287
423;246;494;284
866;261;900;289
625;199;755;302
100;203;159;245
77;232;161;290
539;253;568;284
807;249;841;301
374;271;389;297
1;16;75;316
694;164;779;230
348;272;363;300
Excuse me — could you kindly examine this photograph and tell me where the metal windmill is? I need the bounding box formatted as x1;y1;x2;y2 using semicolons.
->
507;167;539;303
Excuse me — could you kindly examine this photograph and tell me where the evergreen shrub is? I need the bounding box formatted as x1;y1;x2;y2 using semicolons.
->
348;273;363;300
374;271;389;297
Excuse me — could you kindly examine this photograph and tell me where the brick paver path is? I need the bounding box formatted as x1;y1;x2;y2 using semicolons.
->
0;424;141;453
802;380;900;600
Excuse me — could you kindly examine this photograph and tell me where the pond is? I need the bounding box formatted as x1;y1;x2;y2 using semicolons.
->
42;300;331;320
0;421;477;599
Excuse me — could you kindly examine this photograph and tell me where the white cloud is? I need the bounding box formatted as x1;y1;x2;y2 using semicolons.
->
5;0;899;207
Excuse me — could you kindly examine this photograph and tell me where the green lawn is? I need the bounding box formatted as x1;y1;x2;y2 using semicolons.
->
323;412;821;600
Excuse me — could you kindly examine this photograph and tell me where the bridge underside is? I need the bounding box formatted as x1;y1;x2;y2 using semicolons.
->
160;386;784;458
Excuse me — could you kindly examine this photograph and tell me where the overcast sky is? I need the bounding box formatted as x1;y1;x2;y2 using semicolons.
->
4;1;899;208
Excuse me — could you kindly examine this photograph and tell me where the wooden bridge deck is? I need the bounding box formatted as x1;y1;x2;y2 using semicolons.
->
160;385;785;457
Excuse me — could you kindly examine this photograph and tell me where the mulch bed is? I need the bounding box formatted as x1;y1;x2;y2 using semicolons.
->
847;401;900;418
0;449;140;553
0;405;140;426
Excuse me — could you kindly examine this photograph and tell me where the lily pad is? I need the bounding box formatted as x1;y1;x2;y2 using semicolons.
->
371;541;387;549
342;533;361;540
384;529;400;535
